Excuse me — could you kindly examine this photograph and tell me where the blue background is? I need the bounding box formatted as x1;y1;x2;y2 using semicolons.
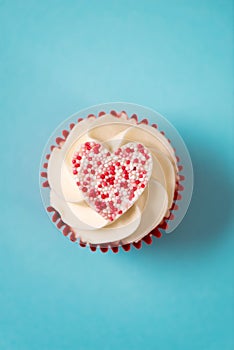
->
0;1;233;349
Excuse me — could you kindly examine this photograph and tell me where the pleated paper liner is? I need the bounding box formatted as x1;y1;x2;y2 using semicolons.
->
40;105;192;253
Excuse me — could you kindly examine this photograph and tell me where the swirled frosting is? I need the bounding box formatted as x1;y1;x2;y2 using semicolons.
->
47;113;178;245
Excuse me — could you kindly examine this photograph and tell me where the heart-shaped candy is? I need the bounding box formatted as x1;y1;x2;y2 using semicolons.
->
72;142;152;222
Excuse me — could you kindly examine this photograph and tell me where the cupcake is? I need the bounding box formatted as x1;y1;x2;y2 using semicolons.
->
41;108;185;252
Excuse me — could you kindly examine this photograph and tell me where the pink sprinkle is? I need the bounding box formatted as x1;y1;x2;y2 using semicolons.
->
93;146;100;154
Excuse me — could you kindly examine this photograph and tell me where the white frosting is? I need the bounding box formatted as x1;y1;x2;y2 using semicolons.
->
47;114;177;245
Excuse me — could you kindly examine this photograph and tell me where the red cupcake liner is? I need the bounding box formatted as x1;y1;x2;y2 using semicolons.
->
40;110;184;253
